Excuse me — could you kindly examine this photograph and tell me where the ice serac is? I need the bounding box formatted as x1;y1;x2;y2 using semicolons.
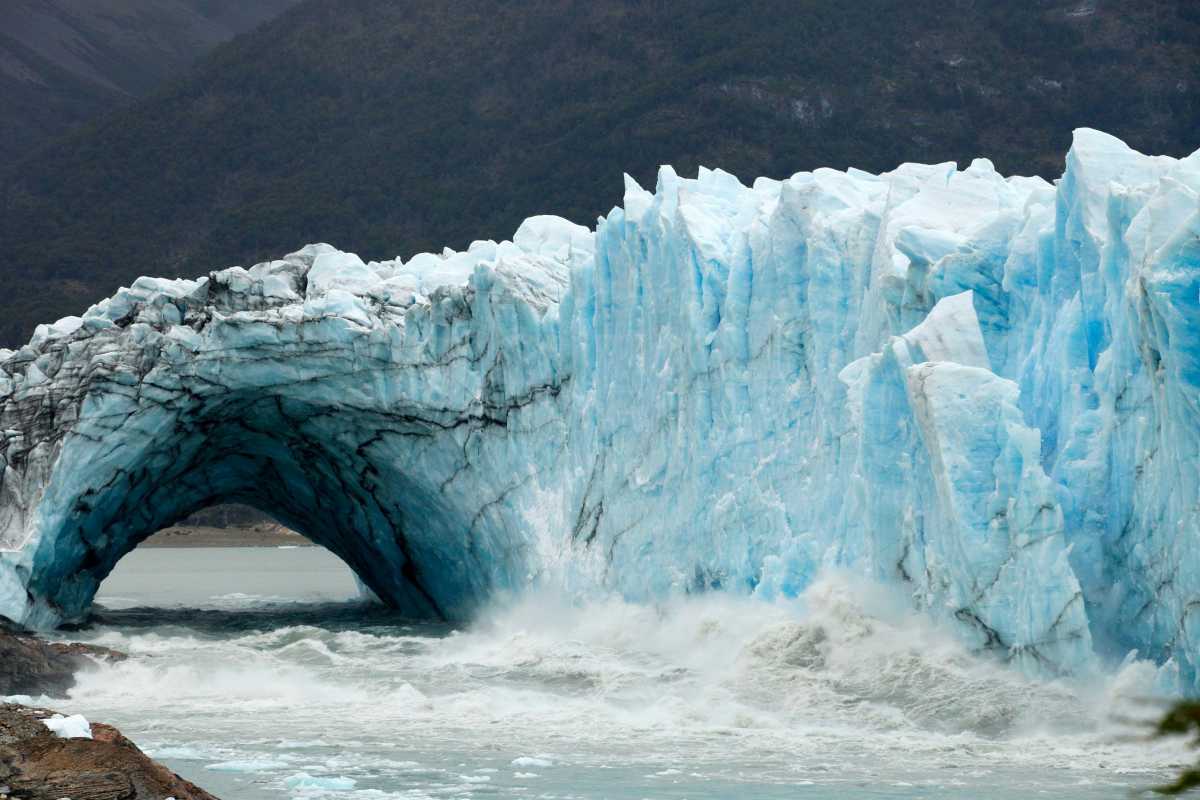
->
1;131;1198;683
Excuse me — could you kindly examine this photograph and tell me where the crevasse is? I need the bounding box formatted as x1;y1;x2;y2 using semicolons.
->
1;129;1197;684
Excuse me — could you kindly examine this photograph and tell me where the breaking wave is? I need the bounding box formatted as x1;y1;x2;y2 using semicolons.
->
34;570;1187;798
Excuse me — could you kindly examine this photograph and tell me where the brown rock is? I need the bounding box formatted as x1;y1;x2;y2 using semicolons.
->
0;703;219;800
0;617;124;698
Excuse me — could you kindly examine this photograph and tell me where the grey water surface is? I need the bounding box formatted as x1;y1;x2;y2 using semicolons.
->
28;547;1184;799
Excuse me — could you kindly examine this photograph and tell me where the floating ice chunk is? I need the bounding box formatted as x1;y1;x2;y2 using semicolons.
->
206;757;290;772
284;773;357;790
148;744;210;760
458;773;492;783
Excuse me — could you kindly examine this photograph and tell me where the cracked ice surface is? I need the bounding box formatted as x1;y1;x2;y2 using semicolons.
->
1;130;1198;684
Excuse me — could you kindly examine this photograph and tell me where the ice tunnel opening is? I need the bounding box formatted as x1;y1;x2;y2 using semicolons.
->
24;392;500;628
95;501;365;612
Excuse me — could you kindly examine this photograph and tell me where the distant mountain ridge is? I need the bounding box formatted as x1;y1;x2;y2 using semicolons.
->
0;0;303;169
0;0;1196;347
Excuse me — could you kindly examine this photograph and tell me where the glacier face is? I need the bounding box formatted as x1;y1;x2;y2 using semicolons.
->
0;129;1197;683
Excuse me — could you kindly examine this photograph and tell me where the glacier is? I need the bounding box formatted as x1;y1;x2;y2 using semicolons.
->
0;129;1197;684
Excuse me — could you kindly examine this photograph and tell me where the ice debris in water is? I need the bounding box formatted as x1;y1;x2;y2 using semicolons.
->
42;713;92;739
0;130;1199;687
206;758;290;773
284;773;356;790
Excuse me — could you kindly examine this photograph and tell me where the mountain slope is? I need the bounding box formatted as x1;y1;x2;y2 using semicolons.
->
0;0;304;169
1;0;1197;347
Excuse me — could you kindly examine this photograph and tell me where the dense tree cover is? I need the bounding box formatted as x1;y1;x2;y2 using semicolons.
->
0;0;303;170
1;0;1196;347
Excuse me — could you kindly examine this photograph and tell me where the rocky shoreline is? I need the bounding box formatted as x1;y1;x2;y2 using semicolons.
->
0;621;219;799
0;702;218;800
0;618;123;699
142;523;315;548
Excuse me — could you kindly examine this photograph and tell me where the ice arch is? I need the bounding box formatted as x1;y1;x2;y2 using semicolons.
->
0;234;575;626
2;130;1200;687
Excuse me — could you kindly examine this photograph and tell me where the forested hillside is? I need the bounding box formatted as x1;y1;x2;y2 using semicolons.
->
2;0;1197;346
0;0;303;170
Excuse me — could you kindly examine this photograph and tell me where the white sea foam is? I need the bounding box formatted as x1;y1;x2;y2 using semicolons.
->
207;758;290;773
285;772;357;790
52;567;1191;798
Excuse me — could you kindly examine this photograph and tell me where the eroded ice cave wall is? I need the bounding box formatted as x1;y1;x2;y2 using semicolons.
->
1;129;1197;684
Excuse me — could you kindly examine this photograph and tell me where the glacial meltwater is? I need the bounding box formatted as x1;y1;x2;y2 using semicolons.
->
21;547;1191;799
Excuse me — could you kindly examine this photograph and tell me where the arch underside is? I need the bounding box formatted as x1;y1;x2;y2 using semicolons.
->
27;389;531;624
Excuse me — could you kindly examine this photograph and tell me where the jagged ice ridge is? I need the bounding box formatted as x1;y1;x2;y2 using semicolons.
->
1;130;1198;684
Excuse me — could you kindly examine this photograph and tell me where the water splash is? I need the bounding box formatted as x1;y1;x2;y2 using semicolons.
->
41;564;1190;799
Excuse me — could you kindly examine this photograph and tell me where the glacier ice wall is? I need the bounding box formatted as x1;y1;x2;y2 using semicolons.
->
1;129;1197;682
